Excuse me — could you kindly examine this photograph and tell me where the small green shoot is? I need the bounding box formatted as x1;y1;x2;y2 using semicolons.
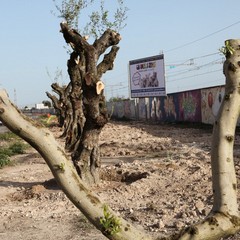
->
219;40;235;56
100;204;121;236
56;162;65;172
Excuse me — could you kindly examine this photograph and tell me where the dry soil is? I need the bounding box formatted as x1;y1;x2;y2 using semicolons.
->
0;121;240;240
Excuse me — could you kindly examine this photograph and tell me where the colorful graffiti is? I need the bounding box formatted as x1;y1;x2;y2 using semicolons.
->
124;100;136;119
178;90;201;122
152;90;201;122
155;95;178;122
149;97;156;119
130;101;136;119
107;102;114;116
115;102;124;118
201;86;225;124
107;85;227;125
138;98;146;120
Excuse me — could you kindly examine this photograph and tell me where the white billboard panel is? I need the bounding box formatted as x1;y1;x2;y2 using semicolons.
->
129;54;166;98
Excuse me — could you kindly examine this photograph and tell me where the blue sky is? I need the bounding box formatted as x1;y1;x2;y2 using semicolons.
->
0;1;240;107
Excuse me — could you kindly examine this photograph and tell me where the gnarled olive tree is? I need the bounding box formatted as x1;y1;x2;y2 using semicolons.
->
46;0;127;185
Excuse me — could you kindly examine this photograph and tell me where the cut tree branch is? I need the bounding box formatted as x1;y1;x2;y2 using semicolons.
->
93;29;121;57
46;92;61;110
60;22;97;76
97;46;120;78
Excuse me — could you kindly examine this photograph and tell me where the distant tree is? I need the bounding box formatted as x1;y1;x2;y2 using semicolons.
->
109;96;129;102
42;100;52;108
46;83;69;128
46;0;127;185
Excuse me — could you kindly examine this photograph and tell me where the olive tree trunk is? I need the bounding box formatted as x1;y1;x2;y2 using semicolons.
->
65;51;85;151
58;22;120;185
175;39;240;239
46;83;71;129
211;40;240;215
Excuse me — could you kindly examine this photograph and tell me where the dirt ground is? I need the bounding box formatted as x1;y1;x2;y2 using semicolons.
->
1;121;240;240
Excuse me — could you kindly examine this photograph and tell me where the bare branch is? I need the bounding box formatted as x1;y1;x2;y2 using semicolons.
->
93;29;121;57
60;22;97;76
97;45;119;78
46;92;61;110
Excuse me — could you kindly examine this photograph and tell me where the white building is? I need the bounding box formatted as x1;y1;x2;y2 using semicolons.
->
35;103;49;109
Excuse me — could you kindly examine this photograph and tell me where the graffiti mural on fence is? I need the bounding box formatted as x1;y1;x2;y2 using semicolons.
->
108;100;136;119
155;97;162;120
201;86;225;124
107;85;231;124
116;102;125;118
108;101;124;119
138;98;146;119
164;95;178;121
155;94;178;122
146;98;151;119
130;100;136;119
124;100;131;118
178;90;202;122
107;102;114;117
123;100;134;119
149;97;156;119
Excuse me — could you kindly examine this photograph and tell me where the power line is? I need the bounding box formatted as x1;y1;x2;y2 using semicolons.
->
105;50;225;96
167;69;222;83
106;52;221;87
104;72;128;81
111;86;128;92
167;58;223;77
165;20;240;53
166;52;219;66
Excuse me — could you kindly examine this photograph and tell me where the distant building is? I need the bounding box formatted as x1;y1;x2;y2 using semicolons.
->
35;103;49;109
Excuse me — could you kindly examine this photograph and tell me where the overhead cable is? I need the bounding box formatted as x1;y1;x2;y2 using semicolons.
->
165;20;240;53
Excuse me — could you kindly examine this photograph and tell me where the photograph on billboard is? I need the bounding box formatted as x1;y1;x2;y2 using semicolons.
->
129;54;166;98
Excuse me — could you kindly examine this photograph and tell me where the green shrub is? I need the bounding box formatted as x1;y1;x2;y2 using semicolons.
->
0;147;12;156
9;142;26;155
0;132;18;141
0;140;27;168
0;153;10;168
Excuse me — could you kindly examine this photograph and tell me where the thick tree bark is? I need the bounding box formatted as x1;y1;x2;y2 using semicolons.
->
59;22;120;185
65;51;85;150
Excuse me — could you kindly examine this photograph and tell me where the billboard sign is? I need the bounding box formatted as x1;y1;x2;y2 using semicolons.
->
129;54;166;98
